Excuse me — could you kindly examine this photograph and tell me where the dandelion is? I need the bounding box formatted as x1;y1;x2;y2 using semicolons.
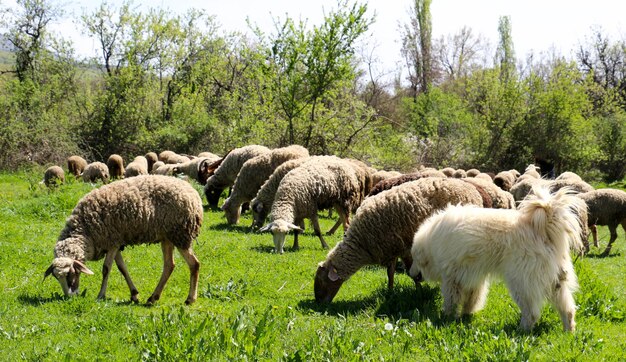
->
384;323;393;331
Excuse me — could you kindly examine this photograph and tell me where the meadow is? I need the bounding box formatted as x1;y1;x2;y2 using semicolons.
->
0;170;625;361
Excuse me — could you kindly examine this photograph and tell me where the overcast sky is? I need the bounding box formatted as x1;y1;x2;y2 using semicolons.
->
6;0;626;74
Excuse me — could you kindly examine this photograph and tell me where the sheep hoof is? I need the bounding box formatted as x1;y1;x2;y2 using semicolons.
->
146;295;159;305
184;298;196;305
600;249;611;257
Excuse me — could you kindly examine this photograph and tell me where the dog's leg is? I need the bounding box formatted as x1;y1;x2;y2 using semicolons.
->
550;269;577;332
441;277;462;318
601;224;618;256
506;276;541;332
461;280;490;315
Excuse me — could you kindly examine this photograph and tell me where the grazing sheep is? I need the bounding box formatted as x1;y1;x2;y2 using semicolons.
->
460;177;515;209
493;170;519;191
145;152;158;173
124;156;149;178
222;145;309;225
260;156;364;254
173;156;220;184
466;169;481;177
556;171;583;182
198;151;220;159
165;153;191;165
67;156;88;178
523;164;541;178
106;154;124;179
371;170;402;186
82;162;110;184
368;171;442;197
577;188;626;256
475;172;494;182
152;163;178;176
452;169;467;178
44;175;203;305
314;178;484;303
204;145;271;207
151;161;165;174
409;187;586;332
158;150;177;163
42;166;65;188
509;177;547;202
440;167;455;177
250;157;311;229
511;178;593;202
420;169;447;178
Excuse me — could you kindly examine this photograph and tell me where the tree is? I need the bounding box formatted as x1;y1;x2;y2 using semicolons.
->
495;16;515;83
259;0;372;152
436;26;488;84
400;0;433;99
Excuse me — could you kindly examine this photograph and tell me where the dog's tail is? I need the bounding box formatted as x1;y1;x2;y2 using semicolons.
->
518;186;588;255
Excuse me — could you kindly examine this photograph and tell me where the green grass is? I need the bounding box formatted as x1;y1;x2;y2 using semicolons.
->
1;170;625;361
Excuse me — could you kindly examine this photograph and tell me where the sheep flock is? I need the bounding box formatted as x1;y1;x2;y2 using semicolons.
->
39;147;626;332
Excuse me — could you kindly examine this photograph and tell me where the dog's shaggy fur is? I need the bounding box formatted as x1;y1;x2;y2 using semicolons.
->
409;186;586;332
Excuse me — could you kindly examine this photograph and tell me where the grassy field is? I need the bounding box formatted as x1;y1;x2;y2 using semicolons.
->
0;170;625;361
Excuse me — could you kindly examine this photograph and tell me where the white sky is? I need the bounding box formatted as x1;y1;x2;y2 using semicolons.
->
6;0;626;74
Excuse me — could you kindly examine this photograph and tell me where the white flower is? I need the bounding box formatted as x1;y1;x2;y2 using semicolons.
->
384;323;393;331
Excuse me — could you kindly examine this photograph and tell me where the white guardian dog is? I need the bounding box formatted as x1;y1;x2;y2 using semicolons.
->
409;186;587;332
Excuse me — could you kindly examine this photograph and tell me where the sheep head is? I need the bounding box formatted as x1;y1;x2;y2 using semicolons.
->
204;184;225;208
221;198;241;225
250;201;267;229
259;220;303;254
44;257;94;297
314;261;344;303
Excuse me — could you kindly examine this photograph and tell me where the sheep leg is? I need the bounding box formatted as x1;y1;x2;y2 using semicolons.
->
590;224;598;247
114;251;139;303
386;260;396;289
326;219;341;236
147;241;175;305
310;214;329;249
178;247;200;305
97;249;118;300
601;224;618;256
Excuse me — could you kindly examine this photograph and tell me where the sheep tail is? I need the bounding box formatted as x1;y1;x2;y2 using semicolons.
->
518;186;587;254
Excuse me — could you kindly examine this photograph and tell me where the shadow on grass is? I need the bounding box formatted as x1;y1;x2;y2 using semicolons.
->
297;282;444;323
583;251;621;259
18;292;66;305
207;222;253;233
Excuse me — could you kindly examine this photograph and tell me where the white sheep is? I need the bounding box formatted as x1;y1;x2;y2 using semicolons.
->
145;152;158;173
124;156;149;178
250;157;312;229
204;145;271;207
314;177;484;303
82;162;110;184
222;145;309;225
42;166;65;188
44;175;203;305
106;154;124;179
259;156;365;254
67;155;88;178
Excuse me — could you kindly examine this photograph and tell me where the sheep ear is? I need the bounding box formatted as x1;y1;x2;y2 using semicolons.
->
73;260;94;275
328;266;340;282
43;264;55;280
286;222;304;232
258;223;274;233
